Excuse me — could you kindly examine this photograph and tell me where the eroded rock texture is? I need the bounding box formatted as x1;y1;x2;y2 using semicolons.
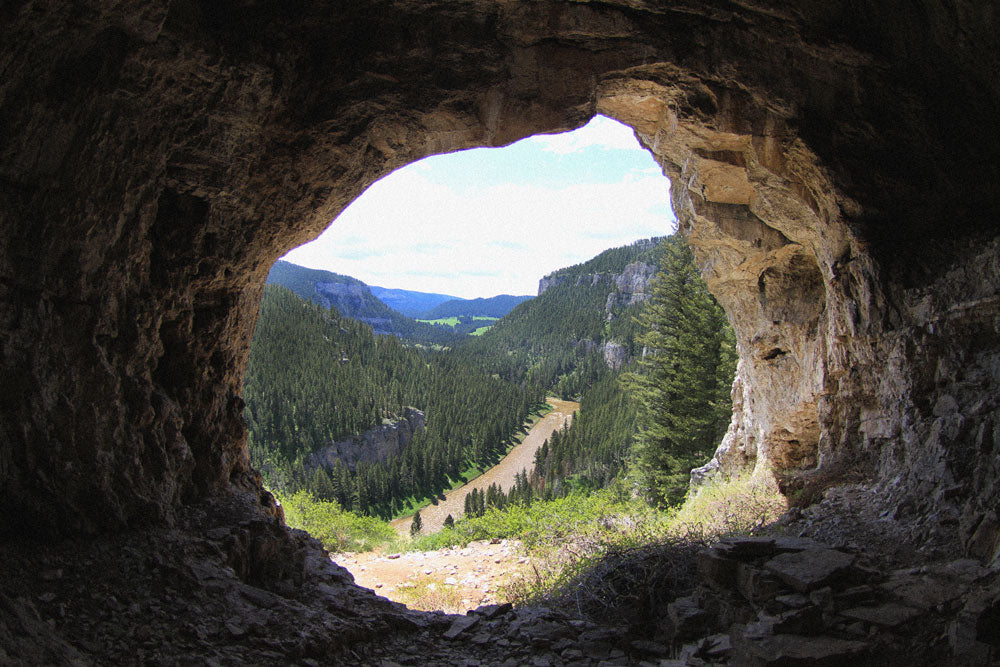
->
0;0;997;567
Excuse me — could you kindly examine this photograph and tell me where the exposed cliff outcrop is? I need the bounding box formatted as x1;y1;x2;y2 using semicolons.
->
1;0;999;661
307;408;426;472
538;260;655;308
539;257;657;370
604;261;657;317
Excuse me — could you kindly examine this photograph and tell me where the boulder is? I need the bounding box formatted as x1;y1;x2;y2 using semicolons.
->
764;549;857;593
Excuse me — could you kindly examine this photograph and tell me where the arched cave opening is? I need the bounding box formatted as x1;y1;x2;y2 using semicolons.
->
1;1;998;663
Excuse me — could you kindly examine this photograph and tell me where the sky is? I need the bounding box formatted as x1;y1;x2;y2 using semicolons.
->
281;115;677;299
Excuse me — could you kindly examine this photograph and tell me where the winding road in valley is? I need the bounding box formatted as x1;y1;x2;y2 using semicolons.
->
390;398;578;536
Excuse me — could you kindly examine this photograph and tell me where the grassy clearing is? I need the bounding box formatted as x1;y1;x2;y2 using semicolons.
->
469;326;493;336
668;470;788;540
278;437;786;638
503;472;787;614
407;471;786;616
416;317;460;327
393;575;466;613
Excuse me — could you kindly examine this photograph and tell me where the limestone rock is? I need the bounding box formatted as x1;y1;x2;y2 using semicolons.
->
734;633;870;665
306;407;425;471
839;603;920;628
443;615;479;640
601;340;629;371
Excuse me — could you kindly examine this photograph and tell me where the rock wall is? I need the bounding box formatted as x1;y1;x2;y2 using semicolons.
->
307;408;426;472
537;261;655;301
0;0;997;567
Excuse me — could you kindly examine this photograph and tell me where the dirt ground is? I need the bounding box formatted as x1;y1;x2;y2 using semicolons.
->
332;539;532;613
390;398;578;536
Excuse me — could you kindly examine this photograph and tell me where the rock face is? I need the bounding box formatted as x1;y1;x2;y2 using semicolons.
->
537;260;655;304
602;341;629;371
604;261;657;314
307;408;426;472
0;0;998;575
539;258;657;370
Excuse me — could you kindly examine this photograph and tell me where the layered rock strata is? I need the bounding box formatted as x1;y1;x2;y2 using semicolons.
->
307;408;426;472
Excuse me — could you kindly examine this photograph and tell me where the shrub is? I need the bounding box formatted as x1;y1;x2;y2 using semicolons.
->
494;472;787;621
393;575;465;613
668;471;787;540
277;490;400;553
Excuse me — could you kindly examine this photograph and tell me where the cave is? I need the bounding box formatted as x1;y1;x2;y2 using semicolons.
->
1;1;998;663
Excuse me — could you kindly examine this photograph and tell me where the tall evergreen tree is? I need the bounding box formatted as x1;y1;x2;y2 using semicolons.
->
623;235;737;506
410;510;423;536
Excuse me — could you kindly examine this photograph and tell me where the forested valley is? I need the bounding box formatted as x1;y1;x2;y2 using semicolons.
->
245;286;544;518
245;233;736;531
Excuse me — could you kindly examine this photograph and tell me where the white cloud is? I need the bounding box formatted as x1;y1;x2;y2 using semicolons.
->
282;117;676;299
527;115;640;155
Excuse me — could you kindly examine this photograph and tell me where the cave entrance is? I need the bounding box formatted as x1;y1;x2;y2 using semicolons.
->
250;116;690;612
246;113;811;613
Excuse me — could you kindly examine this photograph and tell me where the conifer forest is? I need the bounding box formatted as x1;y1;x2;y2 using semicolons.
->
244;235;736;521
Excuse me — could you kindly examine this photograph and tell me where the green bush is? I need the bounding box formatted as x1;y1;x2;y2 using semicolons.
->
668;471;787;540
408;489;662;552
277;490;400;553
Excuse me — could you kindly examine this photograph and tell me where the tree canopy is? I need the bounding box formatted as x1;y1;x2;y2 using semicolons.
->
622;235;737;505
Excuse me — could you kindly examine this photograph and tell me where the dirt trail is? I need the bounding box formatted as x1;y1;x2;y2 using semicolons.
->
390;398;578;535
332;539;530;614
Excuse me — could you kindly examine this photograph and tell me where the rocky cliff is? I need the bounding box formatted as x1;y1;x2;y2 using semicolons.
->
539;259;657;369
538;260;655;306
307;408;425;472
603;261;657;318
1;0;998;662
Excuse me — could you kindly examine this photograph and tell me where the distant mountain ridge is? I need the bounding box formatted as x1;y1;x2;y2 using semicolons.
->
367;286;459;318
422;294;533;319
265;261;457;344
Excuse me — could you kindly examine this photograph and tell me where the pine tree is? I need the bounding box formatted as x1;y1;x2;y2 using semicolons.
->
410;511;423;536
623;235;737;506
444;514;454;529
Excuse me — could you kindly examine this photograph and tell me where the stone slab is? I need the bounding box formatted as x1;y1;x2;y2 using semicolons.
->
764;549;856;593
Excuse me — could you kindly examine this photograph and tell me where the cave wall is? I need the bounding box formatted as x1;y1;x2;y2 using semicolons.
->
0;1;997;559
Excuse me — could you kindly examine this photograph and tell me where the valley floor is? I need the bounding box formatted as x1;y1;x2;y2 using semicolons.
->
390;399;578;535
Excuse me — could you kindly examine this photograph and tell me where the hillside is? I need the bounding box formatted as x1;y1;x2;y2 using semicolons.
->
459;236;665;395
266;261;458;344
421;294;533;319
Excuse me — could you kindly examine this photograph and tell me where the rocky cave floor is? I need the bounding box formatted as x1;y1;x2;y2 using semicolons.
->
1;488;998;666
